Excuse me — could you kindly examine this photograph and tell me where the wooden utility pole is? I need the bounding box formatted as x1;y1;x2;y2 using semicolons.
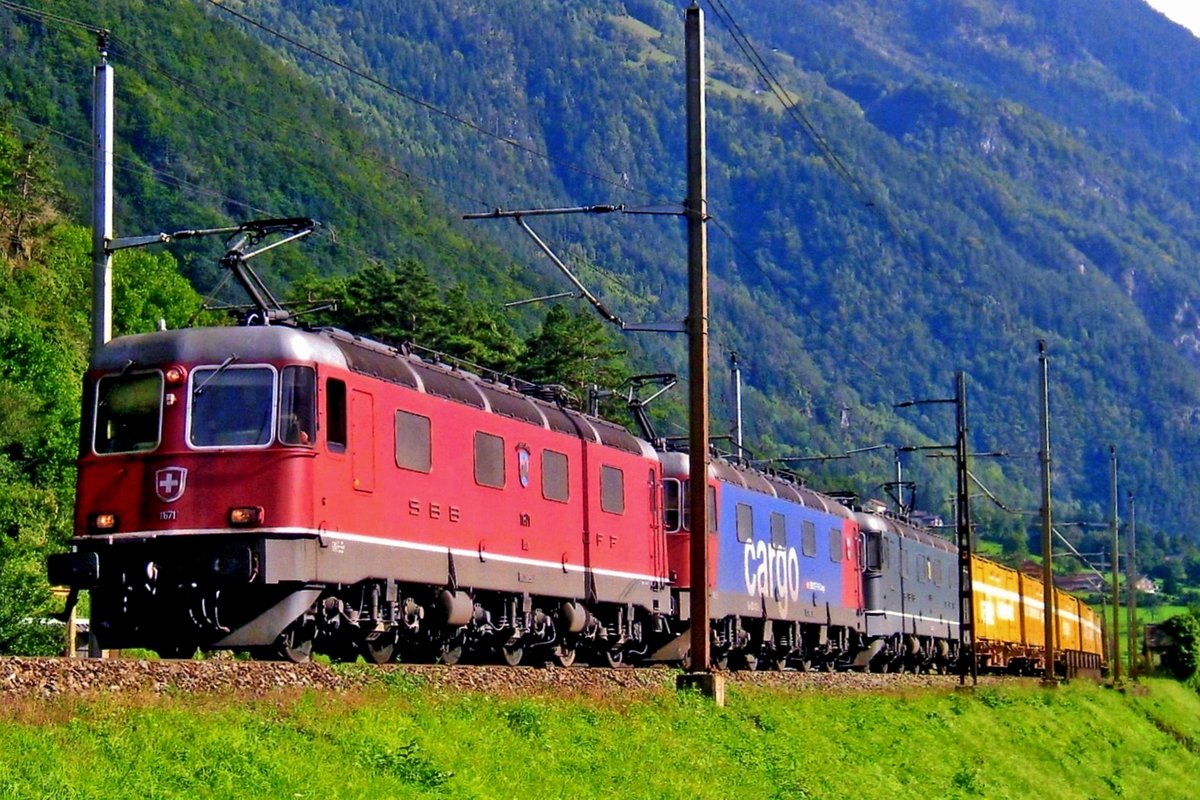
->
684;1;712;682
1038;341;1057;683
1109;446;1120;683
1127;493;1137;679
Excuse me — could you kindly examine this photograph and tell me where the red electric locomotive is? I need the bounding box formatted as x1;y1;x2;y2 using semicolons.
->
55;324;671;664
50;221;671;664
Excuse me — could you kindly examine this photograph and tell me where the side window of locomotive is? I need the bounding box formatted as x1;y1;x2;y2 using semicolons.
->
801;520;817;557
278;366;316;446
735;503;753;544
769;512;787;549
863;532;882;571
325;378;347;452
94;371;164;454
680;482;719;531
663;478;682;532
542;449;569;503
600;465;625;514
394;410;432;472
474;432;505;488
828;528;842;563
190;365;275;448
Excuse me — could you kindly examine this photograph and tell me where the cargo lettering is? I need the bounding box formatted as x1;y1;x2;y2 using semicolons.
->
743;540;802;610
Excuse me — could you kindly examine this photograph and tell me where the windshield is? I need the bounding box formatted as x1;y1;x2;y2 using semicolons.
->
189;365;276;447
94;372;164;454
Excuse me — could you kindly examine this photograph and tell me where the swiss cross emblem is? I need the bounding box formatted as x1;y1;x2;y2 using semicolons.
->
155;467;188;503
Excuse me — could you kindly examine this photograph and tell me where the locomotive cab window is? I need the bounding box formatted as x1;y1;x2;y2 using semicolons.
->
394;410;432;472
542;450;569;503
278;366;316;446
863;532;882;572
666;481;718;532
600;465;624;514
663;478;682;532
190;365;275;448
94;371;164;454
474;432;505;488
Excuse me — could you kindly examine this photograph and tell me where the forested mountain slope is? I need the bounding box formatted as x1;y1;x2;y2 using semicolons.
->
207;0;1200;556
6;0;1200;565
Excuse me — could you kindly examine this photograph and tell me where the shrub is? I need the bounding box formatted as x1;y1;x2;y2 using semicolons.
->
1157;611;1200;682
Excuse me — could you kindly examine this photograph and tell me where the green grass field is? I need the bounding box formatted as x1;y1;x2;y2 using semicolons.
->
2;676;1199;799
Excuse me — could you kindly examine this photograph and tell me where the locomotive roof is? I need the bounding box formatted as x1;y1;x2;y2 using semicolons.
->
658;451;855;520
93;325;654;457
854;509;956;552
89;325;348;370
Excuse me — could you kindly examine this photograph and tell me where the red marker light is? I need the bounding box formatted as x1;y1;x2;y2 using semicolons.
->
89;512;118;531
229;506;264;527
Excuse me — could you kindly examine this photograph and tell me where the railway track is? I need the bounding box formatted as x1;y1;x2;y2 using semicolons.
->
0;656;1003;699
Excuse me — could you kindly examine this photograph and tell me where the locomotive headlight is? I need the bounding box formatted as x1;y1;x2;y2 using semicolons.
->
89;512;118;531
164;365;188;385
228;506;264;527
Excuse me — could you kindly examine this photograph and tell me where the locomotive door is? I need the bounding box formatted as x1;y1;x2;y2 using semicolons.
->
351;389;375;493
862;530;883;617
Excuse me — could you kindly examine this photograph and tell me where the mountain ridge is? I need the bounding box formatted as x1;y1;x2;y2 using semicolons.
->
6;0;1200;567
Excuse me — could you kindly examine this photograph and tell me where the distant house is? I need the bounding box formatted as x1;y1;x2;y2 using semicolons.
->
1054;573;1107;593
1133;576;1157;595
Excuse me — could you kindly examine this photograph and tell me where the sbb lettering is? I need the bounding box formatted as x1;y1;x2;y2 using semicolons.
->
407;499;461;523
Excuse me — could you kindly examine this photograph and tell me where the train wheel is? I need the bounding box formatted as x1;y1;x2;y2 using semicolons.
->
553;645;577;668
362;631;398;665
501;639;525;667
439;638;464;666
603;647;626;669
277;628;314;664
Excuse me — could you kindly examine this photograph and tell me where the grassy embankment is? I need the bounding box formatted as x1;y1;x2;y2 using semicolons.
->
1;673;1198;799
